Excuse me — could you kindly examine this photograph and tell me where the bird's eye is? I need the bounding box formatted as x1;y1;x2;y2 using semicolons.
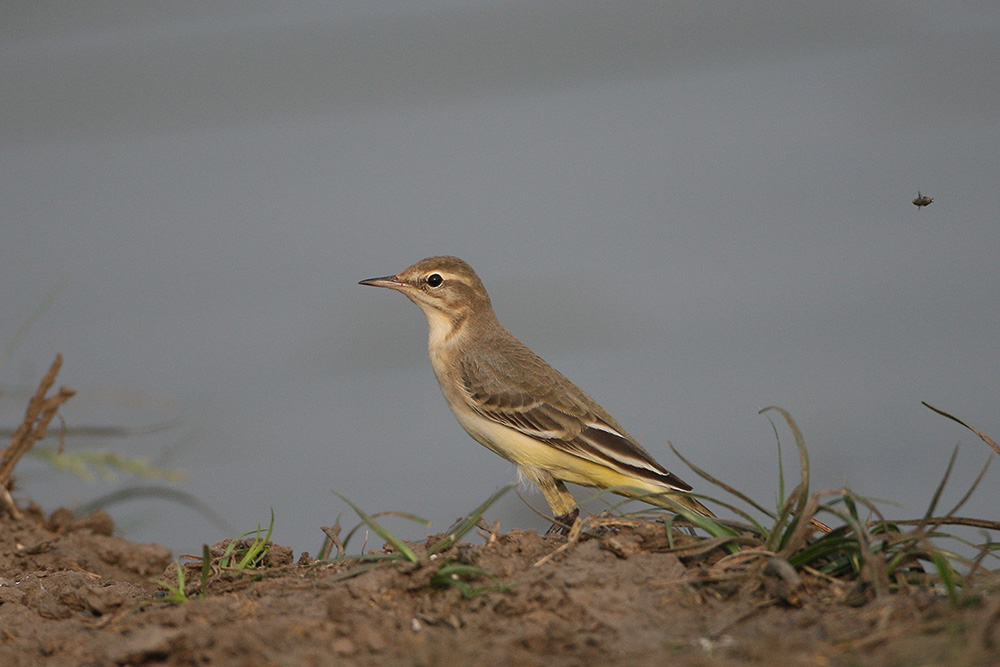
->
426;273;443;288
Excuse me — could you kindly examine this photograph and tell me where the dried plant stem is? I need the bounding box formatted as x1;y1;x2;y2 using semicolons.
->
922;401;1000;456
0;354;76;518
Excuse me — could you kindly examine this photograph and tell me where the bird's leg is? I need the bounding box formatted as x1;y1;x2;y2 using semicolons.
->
526;469;579;535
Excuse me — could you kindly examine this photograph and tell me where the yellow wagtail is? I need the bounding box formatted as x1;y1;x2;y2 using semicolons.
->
360;256;713;529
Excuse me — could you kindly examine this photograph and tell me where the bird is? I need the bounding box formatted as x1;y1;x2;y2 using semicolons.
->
359;256;713;530
913;191;934;209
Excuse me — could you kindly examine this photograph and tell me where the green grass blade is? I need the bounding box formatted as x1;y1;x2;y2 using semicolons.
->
155;562;189;604
930;548;959;605
669;443;776;519
333;491;419;563
235;509;275;569
199;544;212;597
431;563;510;598
615;486;741;538
760;406;810;511
370;510;432;526
428;485;512;555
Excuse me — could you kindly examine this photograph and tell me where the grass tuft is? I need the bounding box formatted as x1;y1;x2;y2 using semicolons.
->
560;406;997;607
324;486;515;596
151;510;279;603
218;508;275;570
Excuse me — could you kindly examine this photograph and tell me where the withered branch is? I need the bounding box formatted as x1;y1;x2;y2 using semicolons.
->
0;354;76;518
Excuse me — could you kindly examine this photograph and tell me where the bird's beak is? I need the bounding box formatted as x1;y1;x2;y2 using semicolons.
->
359;274;406;290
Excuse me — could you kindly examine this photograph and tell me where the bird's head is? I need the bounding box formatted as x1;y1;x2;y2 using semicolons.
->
360;256;494;343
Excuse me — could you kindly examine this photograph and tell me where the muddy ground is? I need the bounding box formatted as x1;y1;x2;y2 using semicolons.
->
1;501;999;666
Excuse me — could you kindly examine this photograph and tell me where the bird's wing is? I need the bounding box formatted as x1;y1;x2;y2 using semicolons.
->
458;350;692;492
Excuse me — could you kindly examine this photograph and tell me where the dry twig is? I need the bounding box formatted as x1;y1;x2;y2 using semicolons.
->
320;523;346;560
0;354;76;518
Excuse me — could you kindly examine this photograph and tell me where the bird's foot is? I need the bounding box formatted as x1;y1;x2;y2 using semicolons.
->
545;508;579;535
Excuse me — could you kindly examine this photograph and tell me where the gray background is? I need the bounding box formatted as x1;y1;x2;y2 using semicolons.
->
2;2;998;555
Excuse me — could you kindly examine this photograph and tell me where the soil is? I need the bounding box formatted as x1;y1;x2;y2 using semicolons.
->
1;501;999;666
